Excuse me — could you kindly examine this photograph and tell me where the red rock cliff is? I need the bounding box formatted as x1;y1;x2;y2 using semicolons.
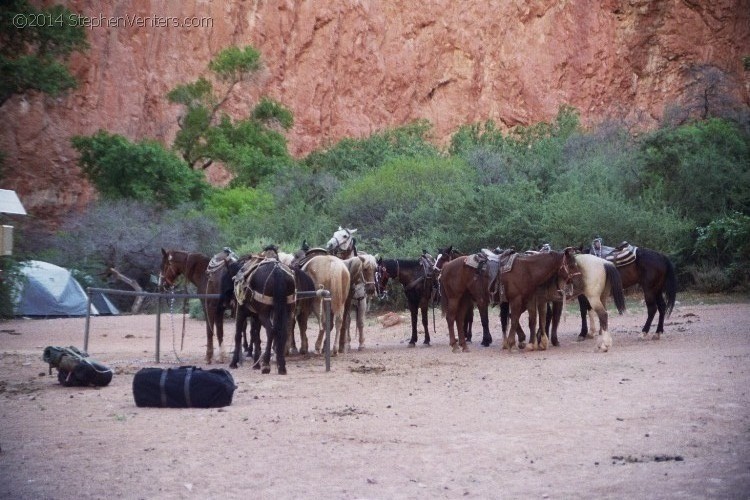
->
2;0;749;220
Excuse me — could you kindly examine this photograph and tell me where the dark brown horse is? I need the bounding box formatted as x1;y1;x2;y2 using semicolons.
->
376;252;437;346
229;257;296;374
579;245;677;340
160;248;229;364
499;249;579;351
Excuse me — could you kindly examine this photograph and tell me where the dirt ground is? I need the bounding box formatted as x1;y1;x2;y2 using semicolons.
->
1;297;749;500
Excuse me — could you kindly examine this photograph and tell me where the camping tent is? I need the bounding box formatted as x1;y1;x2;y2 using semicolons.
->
13;260;118;317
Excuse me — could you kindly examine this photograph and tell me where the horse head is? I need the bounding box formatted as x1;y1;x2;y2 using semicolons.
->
326;227;357;255
558;247;582;284
433;245;455;272
160;248;183;288
358;254;378;297
374;256;389;299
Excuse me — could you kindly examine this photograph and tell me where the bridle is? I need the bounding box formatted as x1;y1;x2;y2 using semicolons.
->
374;263;390;299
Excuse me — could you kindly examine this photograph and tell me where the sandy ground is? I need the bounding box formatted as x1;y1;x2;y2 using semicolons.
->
1;297;749;500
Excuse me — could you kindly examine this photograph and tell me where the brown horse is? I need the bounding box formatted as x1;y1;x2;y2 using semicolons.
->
438;253;499;352
500;248;580;351
434;246;478;342
160;248;229;364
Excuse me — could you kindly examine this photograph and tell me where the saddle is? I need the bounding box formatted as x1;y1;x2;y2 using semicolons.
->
404;252;436;291
291;247;329;269
605;241;637;267
206;248;238;277
233;253;294;306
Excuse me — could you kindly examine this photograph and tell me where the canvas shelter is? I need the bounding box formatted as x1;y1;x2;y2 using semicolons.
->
13;260;118;317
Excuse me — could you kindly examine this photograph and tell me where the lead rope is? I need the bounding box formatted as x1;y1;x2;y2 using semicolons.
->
168;290;183;364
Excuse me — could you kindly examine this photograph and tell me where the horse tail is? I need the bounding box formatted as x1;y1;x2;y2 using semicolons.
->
272;265;290;348
605;262;627;314
664;256;677;318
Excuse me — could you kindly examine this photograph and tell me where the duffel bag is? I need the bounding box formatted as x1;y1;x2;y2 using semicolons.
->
132;366;237;408
43;346;113;387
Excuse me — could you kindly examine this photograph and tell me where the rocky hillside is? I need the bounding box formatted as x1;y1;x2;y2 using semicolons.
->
2;0;749;220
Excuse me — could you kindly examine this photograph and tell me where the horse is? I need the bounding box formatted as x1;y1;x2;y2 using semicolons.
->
434;246;476;342
579;243;677;340
499;249;580;351
376;251;437;346
160;248;231;364
302;255;351;356
338;256;367;353
343;253;378;351
527;254;626;352
229;255;296;374
326;226;358;259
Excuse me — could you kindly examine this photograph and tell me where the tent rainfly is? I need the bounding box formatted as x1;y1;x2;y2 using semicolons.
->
13;260;118;317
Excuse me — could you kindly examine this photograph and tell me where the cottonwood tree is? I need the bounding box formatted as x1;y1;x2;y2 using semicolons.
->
168;45;294;187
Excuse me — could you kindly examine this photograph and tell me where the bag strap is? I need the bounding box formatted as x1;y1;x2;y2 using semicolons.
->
159;370;168;408
184;367;193;408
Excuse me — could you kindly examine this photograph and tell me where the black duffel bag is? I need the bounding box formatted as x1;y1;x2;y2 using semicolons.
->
132;366;237;408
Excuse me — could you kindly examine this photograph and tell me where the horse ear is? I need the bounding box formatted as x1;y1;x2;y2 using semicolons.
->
350;228;357;234
338;226;343;231
161;248;167;258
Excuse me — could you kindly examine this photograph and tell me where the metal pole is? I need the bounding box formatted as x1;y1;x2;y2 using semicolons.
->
155;294;161;363
83;288;93;352
324;295;332;372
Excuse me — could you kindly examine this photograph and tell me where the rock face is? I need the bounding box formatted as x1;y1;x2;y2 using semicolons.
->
2;0;749;221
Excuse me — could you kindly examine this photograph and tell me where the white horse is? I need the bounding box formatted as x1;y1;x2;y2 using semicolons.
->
326;226;358;259
343;253;378;351
302;255;351;356
570;254;626;352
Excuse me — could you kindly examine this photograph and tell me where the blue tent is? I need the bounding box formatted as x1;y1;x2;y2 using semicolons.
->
13;261;118;317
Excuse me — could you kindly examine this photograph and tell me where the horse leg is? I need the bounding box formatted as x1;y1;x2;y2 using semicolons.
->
298;309;310;355
408;301;419;347
420;304;431;346
250;316;262;369
260;315;274;374
356;300;366;350
499;302;509;348
589;298;611;352
230;307;247;369
276;304;293;375
478;302;492;348
550;301;562;347
536;301;549;351
639;294;658;340
455;296;470;352
465;306;474;343
203;300;214;364
577;295;591;341
503;300;523;351
215;301;226;363
527;296;539;351
445;298;460;352
652;293;667;340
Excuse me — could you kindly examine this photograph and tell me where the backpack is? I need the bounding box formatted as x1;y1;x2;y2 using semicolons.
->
42;346;113;387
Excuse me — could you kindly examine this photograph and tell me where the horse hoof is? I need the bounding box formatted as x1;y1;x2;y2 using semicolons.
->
261;366;271;374
278;367;287;375
552;339;560;347
408;342;416;348
290;347;299;356
462;346;470;353
576;335;586;342
451;344;460;353
651;333;661;341
229;362;238;369
358;345;365;351
518;342;526;350
481;340;491;347
253;363;261;370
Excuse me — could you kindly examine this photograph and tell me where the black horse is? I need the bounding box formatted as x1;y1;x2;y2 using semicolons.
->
229;256;296;374
579;245;677;340
376;252;437;346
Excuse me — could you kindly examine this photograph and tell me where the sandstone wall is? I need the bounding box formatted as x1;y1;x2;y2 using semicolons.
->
2;0;749;220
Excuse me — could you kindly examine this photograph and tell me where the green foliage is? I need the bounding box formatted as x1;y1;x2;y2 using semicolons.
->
0;256;22;318
332;156;473;245
167;45;292;187
0;1;88;105
203;186;276;247
252;97;293;130
208;45;261;83
636;118;750;225
71;130;209;207
303;120;439;178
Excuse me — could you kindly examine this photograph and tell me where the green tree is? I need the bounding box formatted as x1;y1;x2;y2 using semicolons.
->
71;130;209;208
0;0;88;106
167;45;293;186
